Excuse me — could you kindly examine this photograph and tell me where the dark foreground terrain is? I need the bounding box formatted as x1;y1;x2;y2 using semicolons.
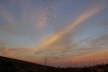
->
0;56;108;72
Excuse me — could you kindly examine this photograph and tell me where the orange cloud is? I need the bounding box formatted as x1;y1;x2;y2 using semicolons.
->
0;48;16;58
62;49;108;65
42;49;108;67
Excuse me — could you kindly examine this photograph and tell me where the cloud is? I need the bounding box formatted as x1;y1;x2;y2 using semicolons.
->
34;8;49;31
63;48;108;67
0;9;17;33
0;0;107;66
32;2;106;53
0;47;16;57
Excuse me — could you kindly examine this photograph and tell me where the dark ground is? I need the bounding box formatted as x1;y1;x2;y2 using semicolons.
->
0;56;108;72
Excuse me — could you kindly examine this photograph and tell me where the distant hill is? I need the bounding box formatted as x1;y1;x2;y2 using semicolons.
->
0;56;108;72
0;56;58;72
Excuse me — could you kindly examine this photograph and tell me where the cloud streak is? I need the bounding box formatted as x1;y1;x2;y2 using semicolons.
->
63;48;108;67
33;2;106;52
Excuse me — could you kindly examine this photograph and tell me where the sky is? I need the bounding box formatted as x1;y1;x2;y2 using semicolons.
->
0;0;108;67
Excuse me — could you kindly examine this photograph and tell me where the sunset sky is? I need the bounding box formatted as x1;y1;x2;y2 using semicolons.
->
0;0;108;67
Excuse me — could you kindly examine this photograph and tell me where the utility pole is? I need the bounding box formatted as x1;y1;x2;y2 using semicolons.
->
44;57;48;65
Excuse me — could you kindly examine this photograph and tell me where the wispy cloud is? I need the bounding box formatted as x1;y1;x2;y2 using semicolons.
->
0;9;16;33
33;8;50;31
33;2;106;53
64;49;108;66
